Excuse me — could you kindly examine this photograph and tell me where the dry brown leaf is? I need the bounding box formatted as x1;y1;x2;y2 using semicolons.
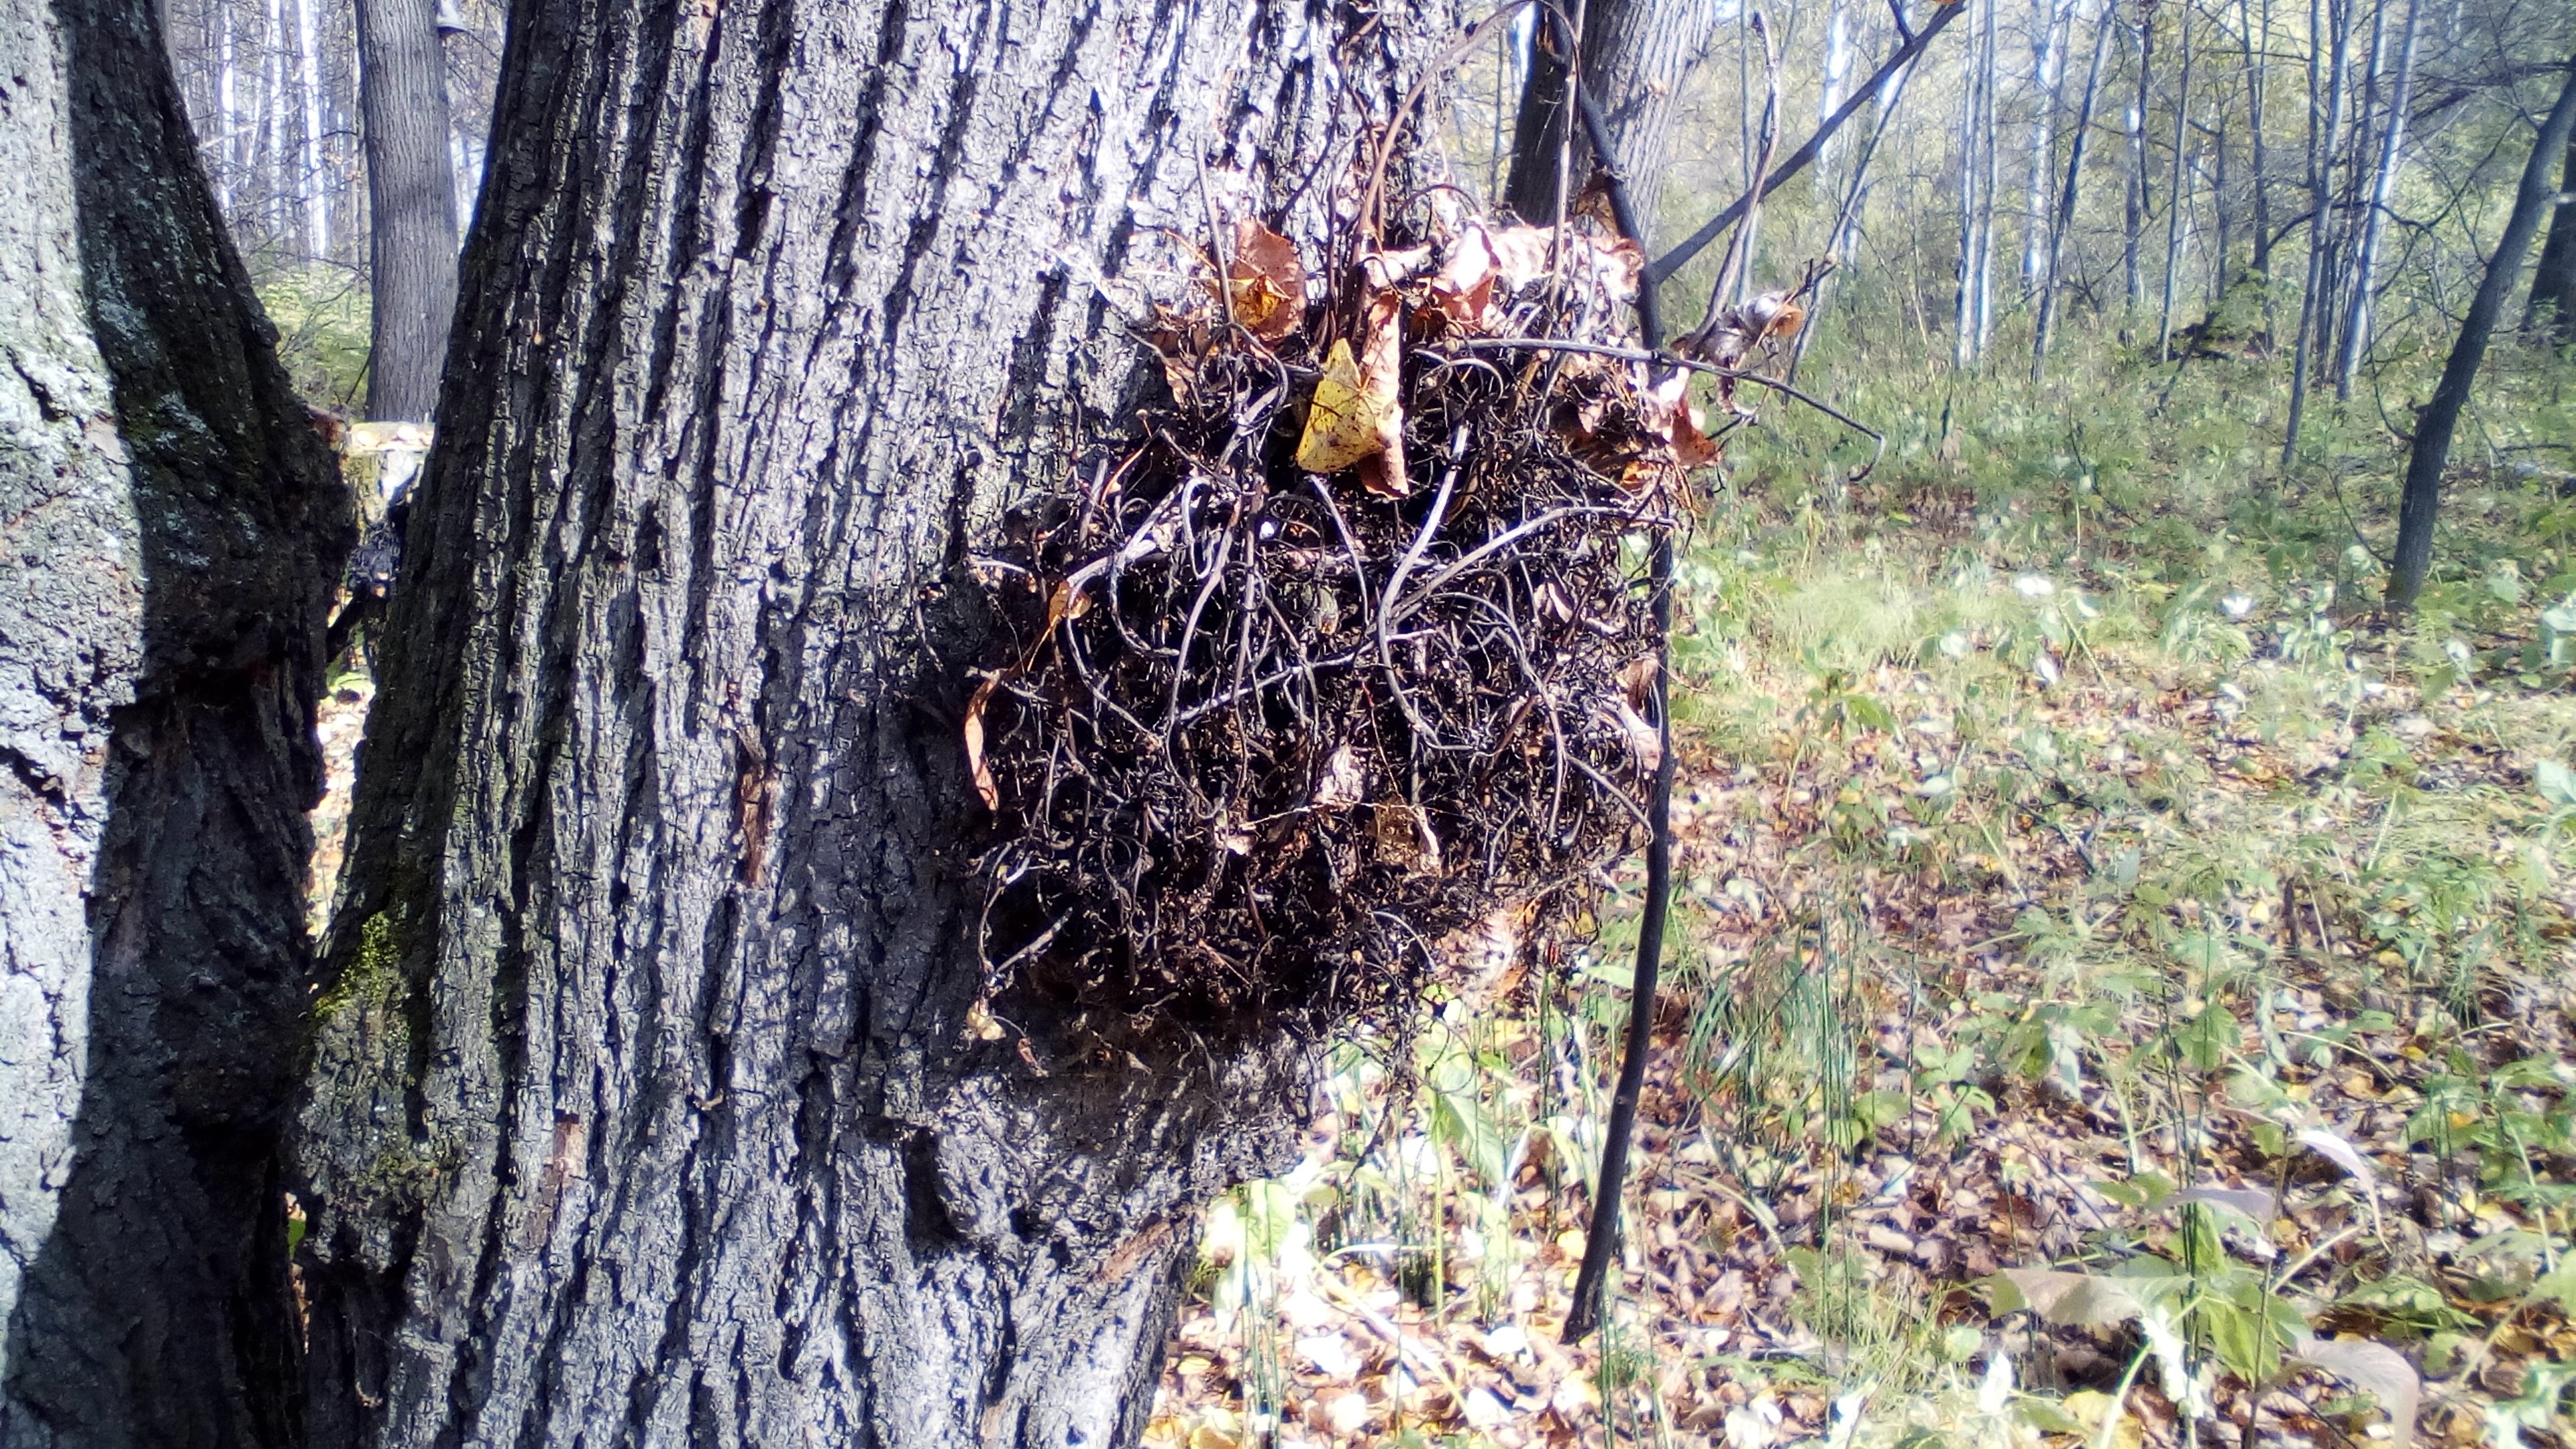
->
1486;225;1557;291
1612;696;1663;773
1674;401;1723;467
1428;226;1500;328
1618;654;1662;711
1359;244;1435;291
1373;802;1442;875
2295;1336;2419;1449
1223;220;1305;341
963;674;1001;811
1312;741;1367;810
1356;290;1407;496
1989;1268;2143;1328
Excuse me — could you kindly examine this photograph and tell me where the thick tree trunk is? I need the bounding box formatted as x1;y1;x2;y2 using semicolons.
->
354;0;455;421
2387;60;2576;608
2524;136;2576;333
0;1;347;1446
1503;0;1725;242
288;2;1446;1445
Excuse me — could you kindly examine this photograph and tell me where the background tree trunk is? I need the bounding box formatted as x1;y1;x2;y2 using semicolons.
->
2387;60;2576;608
2524;135;2576;332
0;1;347;1444
2034;0;2112;378
354;0;454;421
288;2;1448;1445
2334;0;2419;393
1504;0;1726;243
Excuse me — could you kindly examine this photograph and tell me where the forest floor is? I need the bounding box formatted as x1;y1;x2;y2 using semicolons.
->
1141;412;2576;1449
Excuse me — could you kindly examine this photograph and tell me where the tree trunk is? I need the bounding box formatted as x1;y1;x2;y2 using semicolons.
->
295;0;327;256
2524;136;2576;333
2035;0;2112;379
2125;3;2151;318
354;0;455;421
0;1;347;1445
2157;0;2194;358
2387;60;2576;608
1503;0;1725;243
2282;0;2351;464
2026;0;2066;290
2334;0;2419;394
288;2;1447;1445
2241;0;2275;280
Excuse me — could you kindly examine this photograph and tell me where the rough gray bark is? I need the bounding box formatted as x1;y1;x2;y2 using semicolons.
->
288;1;1447;1445
354;0;455;420
1504;0;1725;242
2388;60;2576;608
0;1;347;1445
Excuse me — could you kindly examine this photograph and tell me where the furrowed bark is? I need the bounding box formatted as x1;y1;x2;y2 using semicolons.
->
0;1;347;1444
354;0;456;421
289;2;1448;1445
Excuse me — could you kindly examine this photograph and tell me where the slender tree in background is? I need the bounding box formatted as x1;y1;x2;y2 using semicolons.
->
2334;0;2420;393
1651;1;1966;285
2153;0;2194;356
0;1;346;1444
2388;60;2576;608
2282;0;2351;464
2156;0;2194;356
2125;0;2153;317
2034;0;2114;377
1505;0;1729;244
353;0;455;421
286;1;1455;1443
2239;0;2275;288
2525;133;2576;333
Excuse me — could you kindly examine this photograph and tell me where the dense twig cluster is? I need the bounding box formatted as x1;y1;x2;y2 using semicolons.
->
966;216;1700;1030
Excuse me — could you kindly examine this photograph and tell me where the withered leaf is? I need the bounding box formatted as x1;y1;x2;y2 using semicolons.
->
1356;290;1408;496
1373;802;1442;875
1311;742;1366;810
1293;339;1383;474
1223;219;1305;341
1295;297;1407;492
963;675;1001;811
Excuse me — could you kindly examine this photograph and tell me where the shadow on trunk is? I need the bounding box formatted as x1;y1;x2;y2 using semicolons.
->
0;3;346;1446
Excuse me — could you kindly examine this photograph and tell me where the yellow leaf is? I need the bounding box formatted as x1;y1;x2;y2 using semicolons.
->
1295;339;1387;474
